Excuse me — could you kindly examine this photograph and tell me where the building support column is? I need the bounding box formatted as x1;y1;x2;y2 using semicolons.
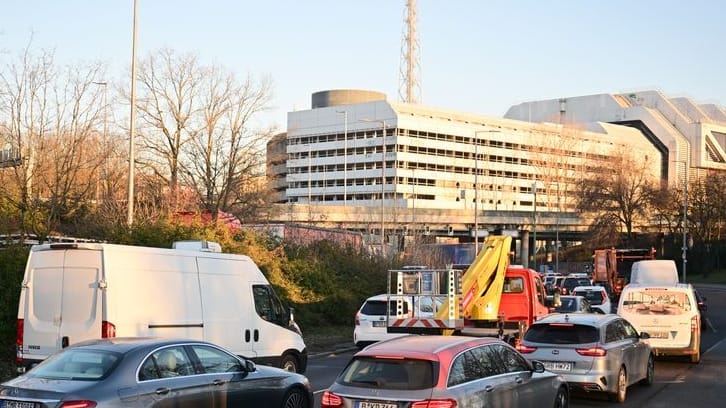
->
520;230;530;269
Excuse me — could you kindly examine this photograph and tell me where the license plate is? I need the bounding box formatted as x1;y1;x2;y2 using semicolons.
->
358;402;397;408
543;361;572;371
1;400;37;408
372;321;386;327
651;331;671;339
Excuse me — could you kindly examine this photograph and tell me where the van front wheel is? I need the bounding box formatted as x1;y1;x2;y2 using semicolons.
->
281;353;299;373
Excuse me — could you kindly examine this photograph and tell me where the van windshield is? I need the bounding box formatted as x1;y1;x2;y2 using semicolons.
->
620;289;692;315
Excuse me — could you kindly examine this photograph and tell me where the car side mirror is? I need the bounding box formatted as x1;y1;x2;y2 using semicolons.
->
245;359;256;372
593;307;606;314
639;332;650;340
532;360;546;373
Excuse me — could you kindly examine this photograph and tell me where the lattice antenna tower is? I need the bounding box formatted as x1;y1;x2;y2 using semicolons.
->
399;0;421;104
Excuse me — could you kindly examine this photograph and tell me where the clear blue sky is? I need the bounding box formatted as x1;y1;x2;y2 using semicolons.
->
3;0;725;129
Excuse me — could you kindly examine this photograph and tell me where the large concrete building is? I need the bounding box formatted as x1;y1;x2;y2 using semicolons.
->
266;89;711;263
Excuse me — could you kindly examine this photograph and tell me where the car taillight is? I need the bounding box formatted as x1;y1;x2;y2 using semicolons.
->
411;399;457;408
321;391;343;408
102;321;116;338
59;401;97;408
15;319;23;363
355;312;360;326
516;344;537;354
576;346;607;357
691;315;699;332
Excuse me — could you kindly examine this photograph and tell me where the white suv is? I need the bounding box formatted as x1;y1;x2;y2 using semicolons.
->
353;294;410;349
353;294;441;349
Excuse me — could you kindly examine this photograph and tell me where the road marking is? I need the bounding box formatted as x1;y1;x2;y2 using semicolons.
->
705;337;724;355
705;317;717;333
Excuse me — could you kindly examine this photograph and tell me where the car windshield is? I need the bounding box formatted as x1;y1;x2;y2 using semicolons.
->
564;278;590;289
361;300;408;316
575;290;603;305
29;349;120;380
620;289;692;315
338;357;434;390
524;323;600;344
553;298;581;312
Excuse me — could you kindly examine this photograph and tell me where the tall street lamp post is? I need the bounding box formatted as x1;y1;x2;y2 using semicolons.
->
678;160;689;282
671;160;689;282
532;181;538;272
472;130;501;256
360;119;387;256
127;0;139;226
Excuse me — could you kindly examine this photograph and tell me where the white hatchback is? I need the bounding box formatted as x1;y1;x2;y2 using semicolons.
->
572;285;612;314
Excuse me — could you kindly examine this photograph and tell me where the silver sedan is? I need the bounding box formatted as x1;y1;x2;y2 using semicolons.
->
517;313;653;403
0;337;313;408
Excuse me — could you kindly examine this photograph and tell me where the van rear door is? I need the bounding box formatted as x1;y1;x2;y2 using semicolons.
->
23;248;102;360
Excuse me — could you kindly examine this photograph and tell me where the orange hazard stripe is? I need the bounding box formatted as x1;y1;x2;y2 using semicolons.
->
391;319;449;328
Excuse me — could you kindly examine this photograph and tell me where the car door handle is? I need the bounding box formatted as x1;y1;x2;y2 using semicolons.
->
485;385;494;393
155;387;171;395
515;376;523;384
212;379;226;386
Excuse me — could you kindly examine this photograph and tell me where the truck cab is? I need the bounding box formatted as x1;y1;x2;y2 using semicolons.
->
496;266;550;328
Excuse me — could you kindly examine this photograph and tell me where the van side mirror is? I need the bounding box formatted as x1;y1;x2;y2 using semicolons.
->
288;307;302;335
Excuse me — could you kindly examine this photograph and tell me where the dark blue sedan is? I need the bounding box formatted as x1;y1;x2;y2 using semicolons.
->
0;337;312;408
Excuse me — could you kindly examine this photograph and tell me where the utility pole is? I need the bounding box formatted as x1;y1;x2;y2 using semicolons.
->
127;0;139;226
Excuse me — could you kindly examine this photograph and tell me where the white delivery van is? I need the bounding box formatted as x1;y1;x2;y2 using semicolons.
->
15;241;308;373
617;283;701;363
630;260;679;284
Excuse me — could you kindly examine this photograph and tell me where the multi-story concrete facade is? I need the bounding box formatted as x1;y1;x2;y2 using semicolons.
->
505;90;726;186
266;89;679;262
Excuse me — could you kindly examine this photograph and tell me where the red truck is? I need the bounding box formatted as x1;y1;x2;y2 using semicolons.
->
592;247;656;299
386;235;551;344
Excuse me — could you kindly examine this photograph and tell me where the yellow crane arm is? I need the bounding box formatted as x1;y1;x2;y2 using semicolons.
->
435;235;512;322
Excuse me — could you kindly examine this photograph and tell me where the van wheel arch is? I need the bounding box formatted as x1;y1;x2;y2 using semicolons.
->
280;352;299;373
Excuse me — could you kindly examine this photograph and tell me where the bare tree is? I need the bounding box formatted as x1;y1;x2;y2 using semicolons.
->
180;65;276;221
688;172;726;243
0;41;107;238
134;48;201;212
576;148;658;244
528;124;584;212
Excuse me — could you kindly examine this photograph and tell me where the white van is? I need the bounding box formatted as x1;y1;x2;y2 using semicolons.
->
15;241;308;373
617;283;701;363
630;260;679;284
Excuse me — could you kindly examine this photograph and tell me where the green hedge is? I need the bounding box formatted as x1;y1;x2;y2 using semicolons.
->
0;246;29;381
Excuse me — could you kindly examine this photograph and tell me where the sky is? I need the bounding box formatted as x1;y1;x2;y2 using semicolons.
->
2;0;725;130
